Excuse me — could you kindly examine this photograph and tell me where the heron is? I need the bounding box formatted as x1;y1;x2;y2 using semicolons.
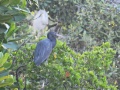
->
33;31;62;66
32;10;49;37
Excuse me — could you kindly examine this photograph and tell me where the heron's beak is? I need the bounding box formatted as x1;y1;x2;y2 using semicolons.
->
56;33;65;38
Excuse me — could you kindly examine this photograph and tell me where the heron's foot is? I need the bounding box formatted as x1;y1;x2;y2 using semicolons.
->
44;60;48;66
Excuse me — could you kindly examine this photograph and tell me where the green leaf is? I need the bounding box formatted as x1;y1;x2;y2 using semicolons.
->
0;24;7;34
0;75;10;81
89;71;94;76
0;75;13;87
0;71;8;77
9;0;20;5
0;0;8;6
21;0;27;8
0;67;5;72
0;87;5;90
0;33;7;43
0;52;3;58
0;53;9;67
12;14;26;22
6;23;16;38
2;61;12;69
0;0;20;6
2;42;18;50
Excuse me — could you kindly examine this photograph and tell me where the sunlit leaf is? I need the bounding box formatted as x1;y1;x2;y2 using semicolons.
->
0;68;5;72
6;23;16;38
9;0;20;5
0;75;13;87
0;15;13;23
0;53;9;67
0;52;3;58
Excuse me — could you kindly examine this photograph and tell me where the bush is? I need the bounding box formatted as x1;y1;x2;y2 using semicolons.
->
11;39;117;89
0;0;29;89
0;52;14;89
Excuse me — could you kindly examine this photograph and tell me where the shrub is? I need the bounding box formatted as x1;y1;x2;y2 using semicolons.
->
0;52;14;89
11;39;117;89
0;0;29;89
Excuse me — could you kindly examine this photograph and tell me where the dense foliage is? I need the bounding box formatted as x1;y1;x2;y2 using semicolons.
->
0;53;13;89
30;1;120;89
11;41;117;90
0;0;120;89
0;0;29;89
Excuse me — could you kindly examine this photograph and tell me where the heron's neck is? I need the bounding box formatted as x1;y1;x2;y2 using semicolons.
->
50;37;56;48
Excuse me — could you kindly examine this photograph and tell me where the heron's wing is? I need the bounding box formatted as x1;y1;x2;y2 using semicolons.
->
33;39;53;66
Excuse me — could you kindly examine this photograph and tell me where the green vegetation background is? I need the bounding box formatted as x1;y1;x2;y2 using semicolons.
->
0;0;120;90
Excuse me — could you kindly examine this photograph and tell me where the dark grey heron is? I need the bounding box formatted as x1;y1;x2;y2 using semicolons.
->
33;31;62;66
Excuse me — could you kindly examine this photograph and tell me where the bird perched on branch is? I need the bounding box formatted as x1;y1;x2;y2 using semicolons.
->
33;31;63;66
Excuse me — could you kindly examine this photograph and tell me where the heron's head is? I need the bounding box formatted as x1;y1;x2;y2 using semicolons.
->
47;31;64;48
47;31;57;39
47;31;63;40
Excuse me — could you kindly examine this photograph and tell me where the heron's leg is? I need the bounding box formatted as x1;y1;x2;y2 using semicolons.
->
39;80;45;90
44;60;48;66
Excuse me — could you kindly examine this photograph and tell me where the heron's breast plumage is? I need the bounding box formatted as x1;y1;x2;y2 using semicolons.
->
33;39;53;66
